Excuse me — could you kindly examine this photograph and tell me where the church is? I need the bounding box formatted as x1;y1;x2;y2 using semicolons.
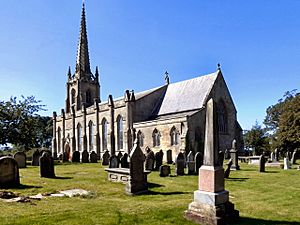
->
52;3;243;162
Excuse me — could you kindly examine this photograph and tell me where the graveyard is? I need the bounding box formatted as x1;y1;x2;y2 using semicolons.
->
0;161;299;225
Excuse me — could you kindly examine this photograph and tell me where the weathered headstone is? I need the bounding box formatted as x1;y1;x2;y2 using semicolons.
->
284;157;290;170
0;157;20;187
195;152;203;175
31;150;41;166
125;139;148;195
274;148;279;161
90;151;98;163
219;150;224;167
166;149;173;164
291;150;297;165
14;151;26;168
154;150;163;170
102;150;110;166
175;152;185;176
72;151;80;162
229;139;240;170
224;149;230;159
270;152;275;162
224;158;233;178
186;151;195;175
117;152;123;164
120;153;129;168
39;152;55;178
145;148;155;171
159;165;171;177
185;98;239;225
259;154;265;172
109;155;119;168
81;150;89;163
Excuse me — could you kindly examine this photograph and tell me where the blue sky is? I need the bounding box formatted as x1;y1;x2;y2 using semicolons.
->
0;0;299;130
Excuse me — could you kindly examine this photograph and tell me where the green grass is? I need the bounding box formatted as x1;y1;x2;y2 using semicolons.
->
0;162;299;225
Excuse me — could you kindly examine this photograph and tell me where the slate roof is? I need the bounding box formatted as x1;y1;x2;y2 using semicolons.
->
156;71;219;116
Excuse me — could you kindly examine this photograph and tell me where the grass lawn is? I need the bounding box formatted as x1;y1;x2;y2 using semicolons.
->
0;162;299;225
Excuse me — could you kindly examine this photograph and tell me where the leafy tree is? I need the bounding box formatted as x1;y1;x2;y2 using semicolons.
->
244;122;270;155
0;96;52;150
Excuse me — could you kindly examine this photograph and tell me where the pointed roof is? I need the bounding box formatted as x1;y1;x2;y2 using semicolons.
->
76;2;91;76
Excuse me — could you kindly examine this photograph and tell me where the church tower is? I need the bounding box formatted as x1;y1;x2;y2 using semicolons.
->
65;2;100;113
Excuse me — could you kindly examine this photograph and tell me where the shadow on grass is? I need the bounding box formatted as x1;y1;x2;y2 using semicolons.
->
147;190;190;196
53;176;73;180
264;171;279;173
237;217;300;225
225;177;249;182
148;182;164;188
2;184;43;189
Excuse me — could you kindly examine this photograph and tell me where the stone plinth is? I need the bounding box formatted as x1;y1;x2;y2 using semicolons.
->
199;166;224;193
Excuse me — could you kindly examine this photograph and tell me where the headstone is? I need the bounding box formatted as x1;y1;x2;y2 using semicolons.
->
219;150;225;167
270;152;275;162
90;151;98;163
274;148;279;161
120;153;129;168
102;150;110;166
259;154;265;172
159;165;171;177
166;149;173;164
224;149;230;159
117;152;123;164
284;157;290;170
229;139;240;170
81;150;89;163
109;155;119;168
175;152;185;176
194;152;203;175
72;151;80;162
126;139;148;195
291;150;297;165
31;150;41;166
14;151;26;168
185;98;239;225
145;148;155;171
39;152;55;178
0;157;20;187
186;151;195;175
224;158;233;178
154;150;163;170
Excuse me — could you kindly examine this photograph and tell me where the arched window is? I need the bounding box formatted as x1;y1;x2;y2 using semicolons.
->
117;115;123;150
57;127;61;153
137;130;144;147
77;123;82;151
102;118;108;151
86;90;92;104
88;121;94;151
71;89;76;104
152;129;161;147
170;126;179;146
217;100;228;133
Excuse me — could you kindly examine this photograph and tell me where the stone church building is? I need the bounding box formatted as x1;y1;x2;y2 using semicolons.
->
52;3;243;162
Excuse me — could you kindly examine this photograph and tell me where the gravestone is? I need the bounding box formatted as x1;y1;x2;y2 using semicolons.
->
219;150;224;167
102;150;110;166
0;157;20;187
175;152;185;176
284;157;290;170
145;149;155;171
185;98;239;225
126;139;148;195
259;154;265;172
32;150;41;166
109;155;119;168
274;148;279;161
230;139;240;170
224;158;233;178
72;151;80;162
81;150;89;163
224;149;230;159
117;152;123;164
159;165;171;177
14;151;26;168
120;153;129;168
186;151;195;175
166;149;173;164
39;152;55;178
270;152;275;162
154;150;163;170
291;150;297;164
90;151;98;163
195;152;203;175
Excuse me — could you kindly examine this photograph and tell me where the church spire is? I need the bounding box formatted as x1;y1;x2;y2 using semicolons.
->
76;2;91;76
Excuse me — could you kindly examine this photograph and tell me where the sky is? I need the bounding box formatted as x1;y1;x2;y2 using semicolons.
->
0;0;299;130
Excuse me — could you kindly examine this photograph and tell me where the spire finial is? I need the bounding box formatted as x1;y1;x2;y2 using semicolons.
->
68;66;72;79
164;70;170;84
217;63;221;71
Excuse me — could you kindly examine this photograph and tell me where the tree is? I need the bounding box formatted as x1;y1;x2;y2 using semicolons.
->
244;122;270;155
0;96;52;150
